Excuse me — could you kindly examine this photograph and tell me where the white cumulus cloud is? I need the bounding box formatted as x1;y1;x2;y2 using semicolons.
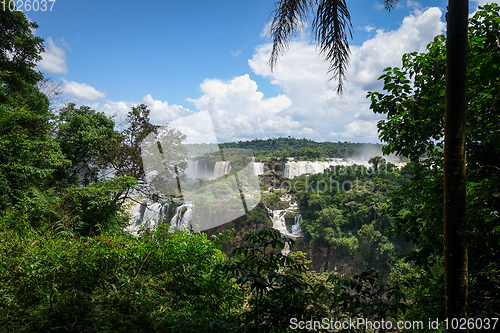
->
247;6;445;142
142;94;194;124
341;120;379;139
95;95;195;127
186;74;295;141
86;7;448;144
62;79;107;101
361;25;376;32
349;7;445;91
37;37;68;75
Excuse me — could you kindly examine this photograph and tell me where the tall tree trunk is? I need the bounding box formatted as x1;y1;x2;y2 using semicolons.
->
444;0;468;331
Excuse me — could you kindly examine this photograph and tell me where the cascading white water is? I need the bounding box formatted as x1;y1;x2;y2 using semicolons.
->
126;201;194;235
270;210;290;236
185;159;215;180
183;159;269;180
213;161;232;179
268;209;302;236
267;209;303;255
264;188;304;254
292;213;302;235
169;203;193;231
187;160;233;180
126;201;169;236
283;159;373;179
252;162;265;175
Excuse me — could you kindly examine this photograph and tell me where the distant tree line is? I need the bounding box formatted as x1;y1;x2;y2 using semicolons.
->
219;137;386;161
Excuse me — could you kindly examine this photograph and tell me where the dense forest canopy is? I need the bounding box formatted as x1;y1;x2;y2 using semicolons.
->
219;137;388;161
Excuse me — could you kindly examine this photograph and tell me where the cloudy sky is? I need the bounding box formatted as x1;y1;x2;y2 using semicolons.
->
31;0;496;143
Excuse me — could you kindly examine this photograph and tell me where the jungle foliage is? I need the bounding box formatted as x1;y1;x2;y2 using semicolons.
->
368;3;500;326
287;161;413;272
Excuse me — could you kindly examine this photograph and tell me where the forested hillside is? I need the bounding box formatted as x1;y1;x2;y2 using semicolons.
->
218;137;386;160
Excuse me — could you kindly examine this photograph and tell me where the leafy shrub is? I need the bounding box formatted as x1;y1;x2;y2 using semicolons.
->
0;225;242;332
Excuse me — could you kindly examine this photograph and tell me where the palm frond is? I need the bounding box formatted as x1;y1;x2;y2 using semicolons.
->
313;0;353;93
382;0;399;11
268;0;313;71
267;0;398;94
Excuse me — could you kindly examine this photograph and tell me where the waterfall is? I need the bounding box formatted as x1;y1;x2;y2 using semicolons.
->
183;159;268;181
283;159;373;179
292;213;302;235
284;161;326;179
126;201;193;235
282;242;291;255
252;162;265;175
185;159;214;180
187;160;233;180
126;201;168;236
270;210;290;236
169;203;193;231
267;208;302;255
269;209;302;236
213;161;232;179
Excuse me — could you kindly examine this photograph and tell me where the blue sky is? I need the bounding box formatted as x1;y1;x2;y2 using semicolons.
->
31;0;495;143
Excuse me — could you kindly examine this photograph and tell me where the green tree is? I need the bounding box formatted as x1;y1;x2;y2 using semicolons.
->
103;104;189;199
369;3;500;325
268;1;471;326
55;103;121;186
222;228;321;332
0;10;44;90
0;224;241;332
0;10;67;212
105;104;160;182
368;156;386;172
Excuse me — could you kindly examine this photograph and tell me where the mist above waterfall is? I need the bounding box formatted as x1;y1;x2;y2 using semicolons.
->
349;146;401;164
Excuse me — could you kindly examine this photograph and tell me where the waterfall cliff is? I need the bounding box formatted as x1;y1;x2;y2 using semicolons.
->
213;161;232;179
292;213;302;234
126;201;193;235
169;203;193;231
184;160;265;180
126;201;170;236
283;159;372;179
